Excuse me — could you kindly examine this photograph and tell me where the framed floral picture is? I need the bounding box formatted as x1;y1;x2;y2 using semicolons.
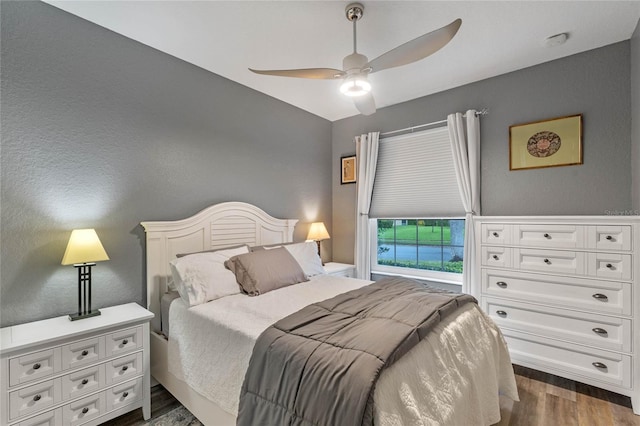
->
341;155;356;184
509;114;583;170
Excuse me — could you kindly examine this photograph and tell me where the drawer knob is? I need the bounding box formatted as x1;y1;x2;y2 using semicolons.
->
496;310;507;317
592;327;608;336
543;233;550;238
592;362;608;370
81;378;89;385
121;365;129;372
543;258;551;264
606;235;613;240
492;255;499;260
592;293;608;301
81;350;89;356
33;394;41;402
496;281;508;288
122;391;129;398
606;263;613;269
82;407;89;414
492;232;499;237
33;363;41;370
122;339;129;345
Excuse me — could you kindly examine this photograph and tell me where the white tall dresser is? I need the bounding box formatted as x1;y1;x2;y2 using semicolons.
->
474;216;639;414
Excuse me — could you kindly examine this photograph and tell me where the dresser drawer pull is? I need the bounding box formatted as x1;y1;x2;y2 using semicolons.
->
122;391;129;398
122;339;129;345
496;310;507;317
543;258;551;264
543;233;550;238
81;378;89;385
496;281;508;288
121;365;128;372
606;235;613;240
606;263;613;269
492;232;499;237
492;255;499;260
81;350;89;356
33;394;41;402
592;362;608;370
33;363;41;370
592;293;608;301
592;327;608;336
82;407;89;414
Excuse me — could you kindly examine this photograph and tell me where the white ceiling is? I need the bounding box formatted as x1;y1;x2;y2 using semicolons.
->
44;1;640;122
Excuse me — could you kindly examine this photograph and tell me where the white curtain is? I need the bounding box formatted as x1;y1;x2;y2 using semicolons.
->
354;132;380;280
447;110;480;294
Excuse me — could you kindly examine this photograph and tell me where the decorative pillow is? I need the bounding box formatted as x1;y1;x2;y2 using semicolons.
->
259;241;326;277
169;245;249;307
225;247;308;296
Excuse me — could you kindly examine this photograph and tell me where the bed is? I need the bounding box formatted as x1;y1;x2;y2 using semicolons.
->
141;202;518;425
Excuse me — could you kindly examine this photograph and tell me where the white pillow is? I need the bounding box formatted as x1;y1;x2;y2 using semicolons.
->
265;241;326;277
169;245;249;307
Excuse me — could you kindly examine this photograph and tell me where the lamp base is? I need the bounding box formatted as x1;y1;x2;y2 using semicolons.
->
68;310;101;321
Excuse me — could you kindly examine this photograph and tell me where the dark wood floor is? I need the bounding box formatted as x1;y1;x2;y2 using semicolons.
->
106;365;640;425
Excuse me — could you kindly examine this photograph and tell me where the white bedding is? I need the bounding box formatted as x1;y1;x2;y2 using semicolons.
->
167;275;518;425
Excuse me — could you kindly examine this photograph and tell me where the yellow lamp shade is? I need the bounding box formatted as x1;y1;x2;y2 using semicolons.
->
61;229;110;265
307;222;330;241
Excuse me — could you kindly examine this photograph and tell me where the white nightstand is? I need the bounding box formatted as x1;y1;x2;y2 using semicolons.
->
0;303;154;426
324;262;356;278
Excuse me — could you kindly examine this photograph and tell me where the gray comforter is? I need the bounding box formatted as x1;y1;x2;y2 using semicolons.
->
236;277;476;426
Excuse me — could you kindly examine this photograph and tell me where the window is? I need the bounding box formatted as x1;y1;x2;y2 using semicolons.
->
372;219;464;284
368;126;465;284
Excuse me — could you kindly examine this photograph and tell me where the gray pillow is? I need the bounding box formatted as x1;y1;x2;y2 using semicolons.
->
225;247;308;296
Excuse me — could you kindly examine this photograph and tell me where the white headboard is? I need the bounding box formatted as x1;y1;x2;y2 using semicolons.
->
141;201;298;332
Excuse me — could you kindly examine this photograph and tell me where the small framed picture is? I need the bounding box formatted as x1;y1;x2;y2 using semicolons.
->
341;155;356;184
509;114;583;171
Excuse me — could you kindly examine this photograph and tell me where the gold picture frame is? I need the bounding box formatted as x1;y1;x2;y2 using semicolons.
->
509;114;583;171
341;155;356;184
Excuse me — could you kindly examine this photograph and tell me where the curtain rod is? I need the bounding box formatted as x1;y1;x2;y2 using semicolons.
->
380;108;488;138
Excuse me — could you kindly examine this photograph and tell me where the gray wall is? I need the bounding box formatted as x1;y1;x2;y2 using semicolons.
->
1;1;332;327
332;42;632;264
632;19;640;212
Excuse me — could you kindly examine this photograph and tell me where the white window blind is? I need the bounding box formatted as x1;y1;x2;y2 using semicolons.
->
369;126;465;218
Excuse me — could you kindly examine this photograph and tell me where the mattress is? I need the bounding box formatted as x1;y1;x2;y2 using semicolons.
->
167;274;519;425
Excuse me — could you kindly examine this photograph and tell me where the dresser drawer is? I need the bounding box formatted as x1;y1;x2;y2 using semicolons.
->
587;253;632;281
62;391;105;426
61;364;105;401
106;352;143;385
481;269;632;316
481;246;512;268
481;223;511;245
484;297;632;352
106;377;143;412
17;408;62;426
514;248;585;275
503;330;632;388
61;336;105;371
106;326;142;357
588;225;632;251
513;224;584;249
9;349;61;387
9;379;61;421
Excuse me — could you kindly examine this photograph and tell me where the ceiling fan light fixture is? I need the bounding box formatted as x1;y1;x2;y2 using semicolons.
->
339;76;371;97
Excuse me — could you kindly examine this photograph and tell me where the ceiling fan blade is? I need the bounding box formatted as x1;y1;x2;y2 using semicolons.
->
249;68;345;80
354;92;376;116
366;18;462;73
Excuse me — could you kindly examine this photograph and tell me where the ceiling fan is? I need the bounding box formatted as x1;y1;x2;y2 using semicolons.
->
249;3;461;116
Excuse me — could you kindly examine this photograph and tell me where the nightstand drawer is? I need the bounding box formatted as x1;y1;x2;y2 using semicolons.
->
106;326;142;357
514;248;585;275
61;336;105;371
9;379;61;420
17;408;62;426
106;352;143;385
106;378;143;412
9;349;61;387
61;364;105;401
62;392;105;426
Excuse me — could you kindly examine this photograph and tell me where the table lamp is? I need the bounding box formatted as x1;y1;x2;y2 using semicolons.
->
61;229;110;320
307;222;330;262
